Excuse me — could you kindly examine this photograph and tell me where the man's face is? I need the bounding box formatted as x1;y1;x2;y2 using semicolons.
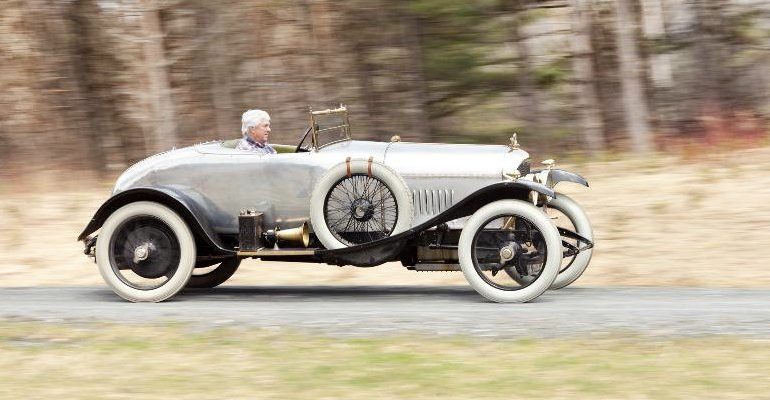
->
249;121;271;144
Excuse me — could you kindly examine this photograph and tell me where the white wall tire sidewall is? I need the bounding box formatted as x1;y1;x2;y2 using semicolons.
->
310;160;413;249
548;193;594;289
96;201;196;302
458;200;561;303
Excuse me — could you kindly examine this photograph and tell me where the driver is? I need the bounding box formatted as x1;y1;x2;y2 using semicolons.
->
236;109;276;155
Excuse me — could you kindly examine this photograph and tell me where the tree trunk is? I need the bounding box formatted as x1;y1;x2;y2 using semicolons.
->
640;0;672;87
68;0;109;174
568;0;605;154
206;9;235;139
401;12;432;142
139;0;177;153
613;0;652;153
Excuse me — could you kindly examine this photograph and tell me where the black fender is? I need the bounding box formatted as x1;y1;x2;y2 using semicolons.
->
532;168;589;188
319;180;555;266
77;187;234;256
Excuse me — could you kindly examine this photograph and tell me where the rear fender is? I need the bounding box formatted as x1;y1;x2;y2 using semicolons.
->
77;187;233;256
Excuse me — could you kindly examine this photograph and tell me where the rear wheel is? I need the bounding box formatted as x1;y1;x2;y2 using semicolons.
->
96;201;196;302
187;258;241;288
458;200;561;303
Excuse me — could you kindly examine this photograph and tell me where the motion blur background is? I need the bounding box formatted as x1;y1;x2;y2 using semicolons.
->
2;0;770;287
3;2;770;398
2;0;769;178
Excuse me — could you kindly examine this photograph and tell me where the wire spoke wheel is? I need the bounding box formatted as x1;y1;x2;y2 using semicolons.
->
458;200;561;303
542;193;594;289
324;173;398;246
311;159;413;250
545;206;579;274
472;216;548;291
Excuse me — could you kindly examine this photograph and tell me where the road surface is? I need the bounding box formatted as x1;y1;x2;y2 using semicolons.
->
1;286;768;337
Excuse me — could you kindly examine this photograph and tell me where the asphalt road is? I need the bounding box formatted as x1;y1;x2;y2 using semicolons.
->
1;286;769;337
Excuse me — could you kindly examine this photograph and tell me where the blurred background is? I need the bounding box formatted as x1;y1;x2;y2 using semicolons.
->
2;0;770;289
3;4;770;397
2;0;770;178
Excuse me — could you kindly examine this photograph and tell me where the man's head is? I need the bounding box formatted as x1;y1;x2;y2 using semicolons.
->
241;109;271;145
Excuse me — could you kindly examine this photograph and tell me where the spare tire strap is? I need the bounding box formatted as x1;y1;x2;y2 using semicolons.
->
345;157;352;178
367;157;373;177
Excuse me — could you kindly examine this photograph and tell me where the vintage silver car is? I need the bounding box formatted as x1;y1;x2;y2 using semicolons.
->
79;106;593;303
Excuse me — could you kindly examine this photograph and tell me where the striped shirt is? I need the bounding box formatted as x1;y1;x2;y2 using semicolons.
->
236;137;276;155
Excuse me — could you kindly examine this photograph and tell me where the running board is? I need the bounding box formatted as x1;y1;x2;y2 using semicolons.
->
238;248;318;257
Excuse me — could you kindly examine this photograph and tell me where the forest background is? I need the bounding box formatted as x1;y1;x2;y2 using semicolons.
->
3;4;770;397
2;0;770;180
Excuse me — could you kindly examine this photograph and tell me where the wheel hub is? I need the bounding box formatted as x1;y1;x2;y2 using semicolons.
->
129;241;167;279
499;242;519;265
133;243;151;263
351;198;375;222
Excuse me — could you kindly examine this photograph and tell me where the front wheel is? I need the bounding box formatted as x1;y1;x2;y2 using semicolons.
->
458;200;562;303
504;193;594;289
95;201;196;302
546;193;593;289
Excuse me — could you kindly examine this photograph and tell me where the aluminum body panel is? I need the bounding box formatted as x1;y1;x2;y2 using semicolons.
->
112;139;530;234
383;141;529;225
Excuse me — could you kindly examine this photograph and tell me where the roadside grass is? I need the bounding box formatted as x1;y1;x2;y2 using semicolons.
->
0;322;768;399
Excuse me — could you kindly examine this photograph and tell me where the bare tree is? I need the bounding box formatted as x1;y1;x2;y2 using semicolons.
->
400;12;432;142
139;0;178;153
640;0;673;88
507;3;546;137
613;0;652;152
568;0;605;154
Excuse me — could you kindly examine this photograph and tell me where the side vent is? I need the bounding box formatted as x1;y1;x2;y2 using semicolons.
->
413;189;454;217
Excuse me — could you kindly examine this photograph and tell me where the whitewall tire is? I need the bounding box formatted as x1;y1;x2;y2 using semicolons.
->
310;159;413;249
458;200;562;303
547;193;594;289
187;258;241;289
95;201;196;302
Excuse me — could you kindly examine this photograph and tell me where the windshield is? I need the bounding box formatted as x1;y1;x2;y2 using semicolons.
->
310;106;351;149
316;115;350;148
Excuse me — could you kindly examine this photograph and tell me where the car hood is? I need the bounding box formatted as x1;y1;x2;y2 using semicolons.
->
383;141;529;179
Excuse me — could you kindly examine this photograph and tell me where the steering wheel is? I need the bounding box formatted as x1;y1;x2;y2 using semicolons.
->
295;126;312;153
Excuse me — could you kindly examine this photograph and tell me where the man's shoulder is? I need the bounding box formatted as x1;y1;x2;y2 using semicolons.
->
235;138;248;150
235;139;275;154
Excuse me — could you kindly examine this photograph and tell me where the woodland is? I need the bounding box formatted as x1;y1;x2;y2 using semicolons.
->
1;0;769;176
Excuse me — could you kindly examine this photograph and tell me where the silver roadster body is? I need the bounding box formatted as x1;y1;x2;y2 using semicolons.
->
113;140;530;234
80;107;593;303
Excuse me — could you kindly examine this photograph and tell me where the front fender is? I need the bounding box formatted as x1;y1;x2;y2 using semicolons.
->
77;187;233;255
532;168;589;188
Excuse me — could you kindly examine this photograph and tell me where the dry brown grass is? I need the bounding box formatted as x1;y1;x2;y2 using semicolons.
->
2;322;770;399
2;146;770;287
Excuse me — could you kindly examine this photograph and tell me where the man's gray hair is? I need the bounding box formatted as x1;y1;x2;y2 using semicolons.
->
241;109;271;137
